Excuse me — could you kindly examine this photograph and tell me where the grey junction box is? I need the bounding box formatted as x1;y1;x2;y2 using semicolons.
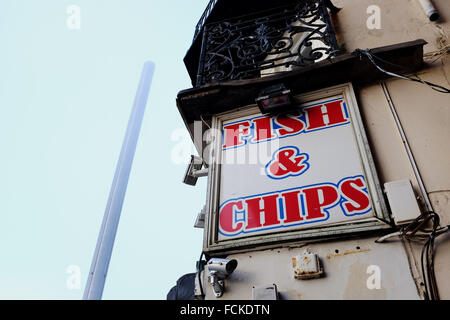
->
384;180;422;225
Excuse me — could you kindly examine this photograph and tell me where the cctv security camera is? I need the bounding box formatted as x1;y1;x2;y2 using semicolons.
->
183;155;209;186
206;258;238;298
207;258;238;279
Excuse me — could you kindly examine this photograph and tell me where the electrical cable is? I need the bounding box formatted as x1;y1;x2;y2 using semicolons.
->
374;231;402;243
375;211;450;300
354;49;450;94
401;211;444;300
423;26;450;64
418;212;443;300
200;114;211;129
197;251;205;298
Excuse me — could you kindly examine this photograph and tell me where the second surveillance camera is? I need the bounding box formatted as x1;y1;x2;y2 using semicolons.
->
183;155;209;186
183;155;203;186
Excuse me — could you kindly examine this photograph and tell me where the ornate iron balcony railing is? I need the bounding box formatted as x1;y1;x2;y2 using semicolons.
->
196;0;339;86
194;0;218;42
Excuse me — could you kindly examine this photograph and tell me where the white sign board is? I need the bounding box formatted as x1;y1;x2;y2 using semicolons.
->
206;84;388;247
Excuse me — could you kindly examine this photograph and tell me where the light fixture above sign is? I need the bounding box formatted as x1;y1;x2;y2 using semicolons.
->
255;84;295;115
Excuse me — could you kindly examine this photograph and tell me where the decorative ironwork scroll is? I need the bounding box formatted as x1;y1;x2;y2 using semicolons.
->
197;0;339;86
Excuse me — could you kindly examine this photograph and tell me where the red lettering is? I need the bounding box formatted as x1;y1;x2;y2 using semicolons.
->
219;201;244;234
305;100;348;131
219;177;373;237
222;121;251;149
275;115;305;137
281;191;303;223
303;185;339;220
251;117;276;142
340;177;370;214
245;195;280;230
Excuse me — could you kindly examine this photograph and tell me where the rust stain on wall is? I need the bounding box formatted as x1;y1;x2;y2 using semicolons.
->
326;248;371;260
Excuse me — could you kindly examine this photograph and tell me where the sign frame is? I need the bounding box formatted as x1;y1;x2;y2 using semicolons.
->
202;82;391;254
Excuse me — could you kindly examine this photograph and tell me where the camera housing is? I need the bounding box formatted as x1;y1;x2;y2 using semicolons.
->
206;258;238;298
183;155;207;186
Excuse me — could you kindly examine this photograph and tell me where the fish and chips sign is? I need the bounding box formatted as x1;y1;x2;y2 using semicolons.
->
206;84;387;248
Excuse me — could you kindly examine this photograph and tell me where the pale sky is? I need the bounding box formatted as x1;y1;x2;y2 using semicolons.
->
0;0;208;299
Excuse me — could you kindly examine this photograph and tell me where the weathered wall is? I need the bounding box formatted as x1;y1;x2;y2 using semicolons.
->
331;0;450;54
203;237;420;300
336;0;450;299
202;0;450;300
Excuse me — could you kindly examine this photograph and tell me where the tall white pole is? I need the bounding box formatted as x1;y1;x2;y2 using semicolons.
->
83;61;155;300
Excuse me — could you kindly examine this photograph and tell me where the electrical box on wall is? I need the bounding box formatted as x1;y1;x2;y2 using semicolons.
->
384;180;422;225
252;284;278;300
292;251;324;280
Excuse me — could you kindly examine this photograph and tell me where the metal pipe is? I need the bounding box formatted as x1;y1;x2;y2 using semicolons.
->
375;231;403;243
192;168;209;178
417;0;440;22
380;81;433;212
83;61;155;300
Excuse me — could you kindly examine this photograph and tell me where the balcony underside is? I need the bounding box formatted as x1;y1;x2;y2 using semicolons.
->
177;39;426;138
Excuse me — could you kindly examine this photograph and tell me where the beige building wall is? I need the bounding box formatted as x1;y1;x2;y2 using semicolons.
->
202;0;450;300
334;0;450;299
